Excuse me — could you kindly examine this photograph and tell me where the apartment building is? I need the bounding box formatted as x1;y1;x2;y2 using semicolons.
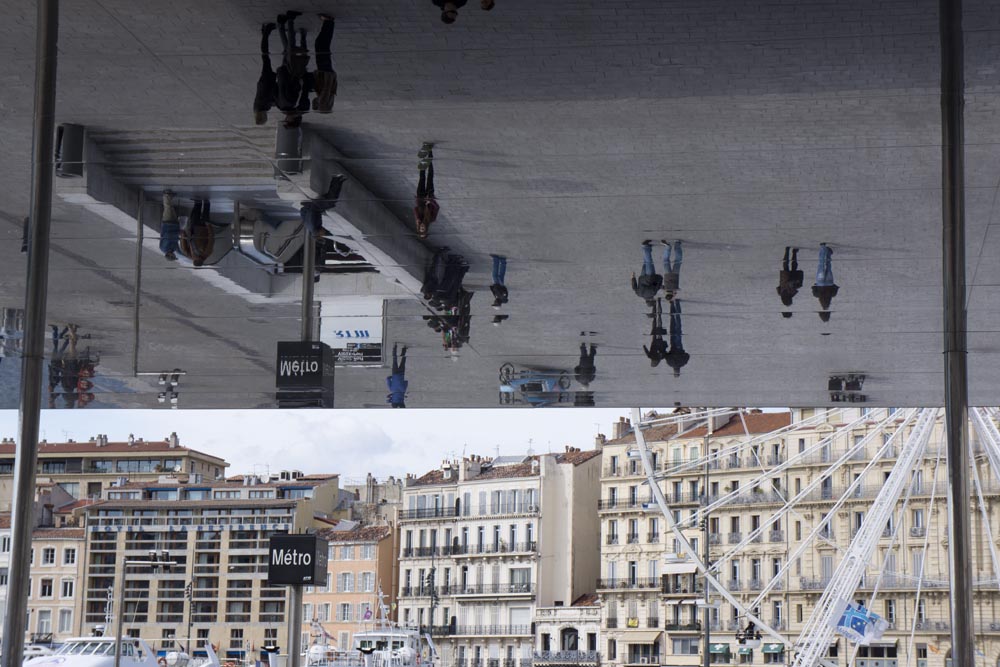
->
25;526;86;644
81;471;340;658
303;525;397;649
0;433;228;504
397;448;601;667
340;475;404;525
598;408;997;667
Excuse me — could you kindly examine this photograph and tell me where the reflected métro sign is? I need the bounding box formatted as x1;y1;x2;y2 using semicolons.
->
275;341;336;408
267;534;329;586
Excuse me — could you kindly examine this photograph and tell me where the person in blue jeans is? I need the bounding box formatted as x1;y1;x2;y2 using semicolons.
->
386;343;408;408
490;254;508;309
159;191;180;261
664;299;690;377
811;243;839;322
661;239;682;301
632;240;663;305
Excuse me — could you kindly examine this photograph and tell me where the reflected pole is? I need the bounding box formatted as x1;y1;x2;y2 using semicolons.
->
0;2;59;667
940;0;975;665
301;224;316;342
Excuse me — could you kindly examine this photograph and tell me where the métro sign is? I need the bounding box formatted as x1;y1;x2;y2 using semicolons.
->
275;341;336;408
267;534;329;586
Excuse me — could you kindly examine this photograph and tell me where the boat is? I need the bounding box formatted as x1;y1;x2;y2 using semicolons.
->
23;638;221;667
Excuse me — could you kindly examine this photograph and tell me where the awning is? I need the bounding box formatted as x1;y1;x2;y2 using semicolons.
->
866;640;898;648
762;644;784;654
709;644;730;654
622;631;662;644
737;648;753;656
662;561;698;575
667;599;698;606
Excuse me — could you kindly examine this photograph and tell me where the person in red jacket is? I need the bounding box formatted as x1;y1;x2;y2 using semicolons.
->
414;143;440;240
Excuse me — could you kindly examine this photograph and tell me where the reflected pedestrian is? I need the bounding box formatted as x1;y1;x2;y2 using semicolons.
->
180;199;214;267
433;0;468;23
254;22;278;125
574;343;597;387
661;239;682;301
276;11;310;127
311;14;338;114
481;0;495;9
160;191;180;261
664;300;690;377
415;143;439;240
490;254;508;309
776;246;804;315
811;243;839;321
386;343;408;408
300;174;348;235
631;240;662;306
643;298;668;367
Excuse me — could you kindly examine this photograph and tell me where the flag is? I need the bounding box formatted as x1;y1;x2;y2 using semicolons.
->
833;602;870;643
928;645;940;654
364;609;373;620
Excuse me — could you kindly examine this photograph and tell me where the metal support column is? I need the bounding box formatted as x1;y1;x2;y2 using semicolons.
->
0;2;59;667
702;418;712;667
301;228;316;342
287;585;304;667
132;190;144;376
113;558;128;667
940;0;975;664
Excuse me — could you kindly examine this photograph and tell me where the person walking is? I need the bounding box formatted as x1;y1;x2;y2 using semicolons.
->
574;343;597;387
664;299;690;376
432;0;468;23
311;14;338;113
631;240;663;305
643;298;668;367
661;239;682;301
386;343;408;408
300;174;348;235
180;199;215;267
159;190;180;261
776;246;804;312
253;22;278;125
276;11;310;126
490;254;508;309
415;143;440;240
811;243;839;321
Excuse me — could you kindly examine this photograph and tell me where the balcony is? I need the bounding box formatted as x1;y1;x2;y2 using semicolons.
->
913;620;950;632
449;542;537;557
445;583;534;595
597;577;661;591
452;625;531;636
749;533;763;544
661;580;704;595
606;535;620;546
416;625;455;636
533;652;600;664
910;526;926;538
647;617;659;628
664;621;701;632
598;499;620;511
400;507;458;521
627;534;640;545
727;579;741;591
799;577;832;590
727;532;742;544
768;530;784;542
708;533;722;545
647;532;660;543
606;618;618;629
748;579;762;591
767;455;784;465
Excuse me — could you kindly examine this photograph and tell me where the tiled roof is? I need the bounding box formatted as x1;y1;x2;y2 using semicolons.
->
410;469;453;487
117;476;332;490
608;412;791;444
92;499;298;510
572;593;600;607
56;499;104;513
412;450;599;486
319;525;391;543
555;450;601;466
0;439;226;462
33;528;85;539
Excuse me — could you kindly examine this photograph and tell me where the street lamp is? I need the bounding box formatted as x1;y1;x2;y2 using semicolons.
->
113;552;177;667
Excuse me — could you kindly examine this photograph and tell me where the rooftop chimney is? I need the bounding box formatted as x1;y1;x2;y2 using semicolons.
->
168;432;179;448
611;417;631;440
128;434;135;446
595;433;607;446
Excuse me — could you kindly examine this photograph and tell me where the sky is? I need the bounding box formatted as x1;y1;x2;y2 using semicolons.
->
0;409;632;481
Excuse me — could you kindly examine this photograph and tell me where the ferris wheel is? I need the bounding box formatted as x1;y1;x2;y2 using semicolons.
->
628;405;1000;667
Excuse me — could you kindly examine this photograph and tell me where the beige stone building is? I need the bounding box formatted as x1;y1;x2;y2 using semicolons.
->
25;526;86;644
80;471;340;659
598;408;984;667
397;448;601;667
303;525;397;650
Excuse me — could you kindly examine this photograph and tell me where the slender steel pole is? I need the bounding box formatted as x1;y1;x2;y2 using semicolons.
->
701;419;711;667
940;0;975;665
0;3;59;667
301;228;316;342
287;585;304;667
132;190;144;376
113;558;127;667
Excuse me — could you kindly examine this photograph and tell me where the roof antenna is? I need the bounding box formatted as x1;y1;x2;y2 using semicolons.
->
527;438;534;457
495;444;500;459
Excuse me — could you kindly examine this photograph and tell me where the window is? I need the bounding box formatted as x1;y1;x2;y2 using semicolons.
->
885;599;896;623
40;579;53;598
340;546;355;560
60;579;74;598
36;610;51;634
58;482;80;499
912;508;924;528
42;548;55;565
63;548;76;565
338;572;354;593
361;544;376;560
672;639;699;655
337;603;352;622
41;461;66;474
162;629;176;649
248;490;275;499
58;609;72;634
796;605;803;623
229;629;244;650
1;536;9;553
607;640;616;661
213;490;241;499
361;572;375;592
